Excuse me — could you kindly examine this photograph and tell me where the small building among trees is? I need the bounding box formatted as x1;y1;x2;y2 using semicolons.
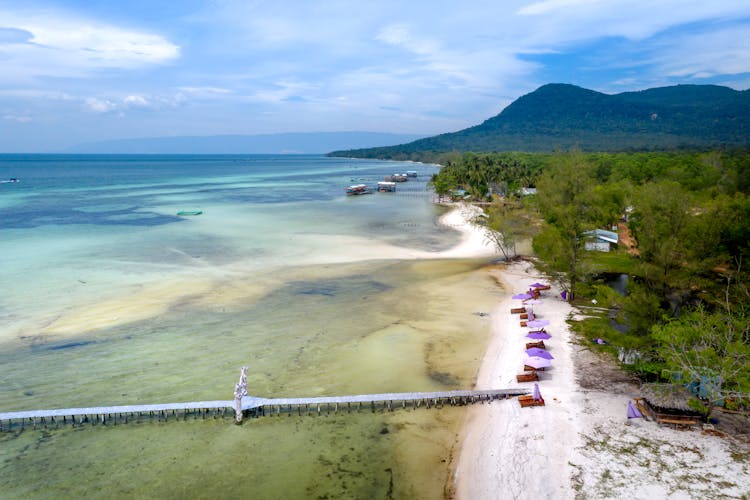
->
584;228;619;252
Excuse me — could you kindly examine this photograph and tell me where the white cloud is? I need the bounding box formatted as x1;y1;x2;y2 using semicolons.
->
3;113;32;123
657;24;750;79
518;0;600;16
123;95;151;108
177;87;232;96
85;97;118;113
375;24;439;56
84;92;190;113
0;7;179;83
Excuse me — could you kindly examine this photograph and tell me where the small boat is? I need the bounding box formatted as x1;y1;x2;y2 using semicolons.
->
0;177;19;184
377;181;396;192
406;171;417;177
392;173;408;182
345;184;372;195
177;210;203;216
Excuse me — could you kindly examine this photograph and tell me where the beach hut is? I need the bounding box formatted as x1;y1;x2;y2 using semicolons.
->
583;229;619;252
638;383;704;428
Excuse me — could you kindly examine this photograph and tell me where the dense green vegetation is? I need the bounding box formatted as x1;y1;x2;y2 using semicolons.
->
330;83;750;158
428;149;750;410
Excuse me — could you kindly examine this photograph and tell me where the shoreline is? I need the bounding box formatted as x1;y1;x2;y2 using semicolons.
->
451;260;579;499
449;259;750;499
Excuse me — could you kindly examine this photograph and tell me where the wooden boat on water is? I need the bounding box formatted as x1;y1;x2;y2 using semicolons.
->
385;174;408;183
177;210;203;216
346;184;372;195
377;181;396;192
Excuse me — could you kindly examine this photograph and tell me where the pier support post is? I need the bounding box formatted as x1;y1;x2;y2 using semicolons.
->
234;366;248;425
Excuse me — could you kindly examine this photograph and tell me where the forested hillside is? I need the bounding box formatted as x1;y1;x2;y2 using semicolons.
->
330;84;750;158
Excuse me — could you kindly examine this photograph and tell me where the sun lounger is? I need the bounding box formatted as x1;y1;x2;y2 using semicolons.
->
518;395;545;407
525;341;545;350
520;321;527;327
657;417;699;429
516;372;539;382
510;307;525;314
524;365;546;372
520;313;529;319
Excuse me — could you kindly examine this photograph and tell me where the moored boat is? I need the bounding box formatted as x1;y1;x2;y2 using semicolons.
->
377;181;396;192
346;184;372;195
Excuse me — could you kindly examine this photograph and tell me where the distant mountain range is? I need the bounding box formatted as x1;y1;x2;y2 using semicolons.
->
330;83;750;157
64;132;425;154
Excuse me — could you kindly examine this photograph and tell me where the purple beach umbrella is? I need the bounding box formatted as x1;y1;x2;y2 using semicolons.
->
525;347;554;359
529;283;548;288
526;319;550;328
527;331;552;340
513;293;533;300
533;383;543;402
627;401;643;419
524;356;552;370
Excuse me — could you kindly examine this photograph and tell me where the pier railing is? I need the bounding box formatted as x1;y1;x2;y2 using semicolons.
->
0;368;529;431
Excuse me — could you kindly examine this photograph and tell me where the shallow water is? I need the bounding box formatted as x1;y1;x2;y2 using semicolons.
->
0;155;502;498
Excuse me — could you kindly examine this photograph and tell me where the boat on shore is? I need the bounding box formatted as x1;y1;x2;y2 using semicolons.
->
346;184;372;195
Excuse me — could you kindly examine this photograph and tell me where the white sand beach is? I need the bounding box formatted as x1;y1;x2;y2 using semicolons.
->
449;258;750;499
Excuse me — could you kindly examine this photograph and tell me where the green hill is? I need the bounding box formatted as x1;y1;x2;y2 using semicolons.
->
330;83;750;158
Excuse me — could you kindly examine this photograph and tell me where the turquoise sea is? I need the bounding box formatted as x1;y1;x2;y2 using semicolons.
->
0;155;500;498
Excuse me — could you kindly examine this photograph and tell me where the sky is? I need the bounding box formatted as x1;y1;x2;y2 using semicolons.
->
1;0;749;152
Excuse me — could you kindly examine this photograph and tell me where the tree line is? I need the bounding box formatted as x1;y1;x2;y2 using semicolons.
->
427;149;750;410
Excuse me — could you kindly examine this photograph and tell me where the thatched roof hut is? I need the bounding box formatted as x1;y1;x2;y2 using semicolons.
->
640;383;702;416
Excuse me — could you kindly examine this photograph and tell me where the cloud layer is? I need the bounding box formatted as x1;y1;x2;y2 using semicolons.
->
1;0;749;151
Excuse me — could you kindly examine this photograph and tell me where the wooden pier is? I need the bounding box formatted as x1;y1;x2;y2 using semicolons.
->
0;388;527;431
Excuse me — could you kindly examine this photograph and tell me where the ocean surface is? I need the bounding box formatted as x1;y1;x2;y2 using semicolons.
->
0;155;500;498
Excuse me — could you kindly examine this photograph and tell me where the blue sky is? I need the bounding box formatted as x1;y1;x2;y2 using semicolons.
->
1;0;749;151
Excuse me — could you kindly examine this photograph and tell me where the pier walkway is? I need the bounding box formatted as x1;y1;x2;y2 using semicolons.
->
0;388;528;431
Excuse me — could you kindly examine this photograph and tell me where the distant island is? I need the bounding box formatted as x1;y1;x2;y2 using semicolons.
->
330;83;750;158
64;131;425;154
